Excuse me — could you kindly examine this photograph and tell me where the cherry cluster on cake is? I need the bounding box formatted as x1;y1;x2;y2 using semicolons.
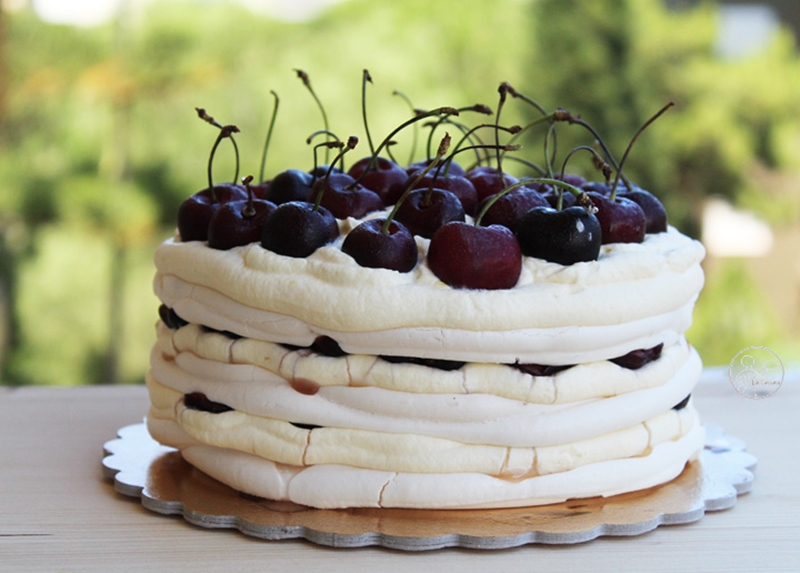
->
177;72;671;290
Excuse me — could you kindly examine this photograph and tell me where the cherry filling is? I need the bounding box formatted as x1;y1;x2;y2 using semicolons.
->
379;355;466;371
672;394;691;411
158;304;188;330
183;392;234;414
610;343;664;370
200;325;242;340
512;363;574;377
280;336;347;356
310;336;347;357
290;422;324;430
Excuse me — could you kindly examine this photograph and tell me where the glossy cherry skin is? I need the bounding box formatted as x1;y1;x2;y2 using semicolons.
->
515;206;602;265
264;169;314;205
395;188;466;239
177;184;247;242
617;187;668;233
207;198;276;250
585;191;647;244
312;172;384;220
260;201;339;258
543;190;578;210
347;156;408;205
465;167;520;202
477;188;549;233
341;218;418;272
411;173;478;216
427;221;522;290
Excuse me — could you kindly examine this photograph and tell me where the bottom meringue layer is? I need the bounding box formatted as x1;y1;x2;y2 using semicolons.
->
174;424;705;509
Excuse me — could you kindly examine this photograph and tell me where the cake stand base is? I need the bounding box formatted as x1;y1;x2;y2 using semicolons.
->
102;423;756;551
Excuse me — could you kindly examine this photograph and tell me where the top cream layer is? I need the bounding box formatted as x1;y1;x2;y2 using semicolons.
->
154;226;705;335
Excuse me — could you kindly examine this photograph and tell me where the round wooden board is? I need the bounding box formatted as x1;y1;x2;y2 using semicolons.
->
102;423;756;551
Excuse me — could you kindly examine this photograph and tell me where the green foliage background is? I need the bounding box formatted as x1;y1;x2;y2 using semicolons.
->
0;0;798;385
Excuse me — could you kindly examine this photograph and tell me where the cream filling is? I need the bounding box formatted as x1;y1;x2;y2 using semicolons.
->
153;227;704;363
176;423;705;509
147;345;700;448
151;397;697;476
157;321;691;404
155;277;693;364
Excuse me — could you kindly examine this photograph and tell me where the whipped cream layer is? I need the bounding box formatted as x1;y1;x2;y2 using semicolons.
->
165;423;705;509
154;226;705;364
156;322;692;404
147;343;699;448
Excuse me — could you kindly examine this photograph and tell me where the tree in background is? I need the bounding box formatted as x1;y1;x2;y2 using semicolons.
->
532;0;800;237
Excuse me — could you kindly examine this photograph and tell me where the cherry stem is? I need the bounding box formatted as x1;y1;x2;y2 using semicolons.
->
313;136;357;212
502;155;547;177
196;108;240;203
426;143;518;204
311;141;343;182
382;134;451;234
308;130;343;180
241;175;256;217
494;83;510;176
425;117;488;169
349;106;460;189
258;91;279;183
609;101;675;201
558;146;612;210
503;83;548;117
295;70;331;164
475;177;589;225
544;121;558;177
425;104;492;161
385;140;401;164
448;123;520;175
393;90;418;166
504;113;557;150
361;69;376;157
555;109;623;179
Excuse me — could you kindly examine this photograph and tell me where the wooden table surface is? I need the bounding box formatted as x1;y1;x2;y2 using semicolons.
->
1;370;798;573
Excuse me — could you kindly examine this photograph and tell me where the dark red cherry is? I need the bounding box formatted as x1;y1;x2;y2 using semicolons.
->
515;206;602;265
260;201;339;258
585;191;647;244
341;218;418;272
207;198;276;250
617;187;668;233
465;167;520;202
264;169;314;205
543;189;578;210
312;172;384;219
394;188;466;239
427;221;522;290
347;156;408;205
411;173;478;216
177;183;247;242
477;188;548;233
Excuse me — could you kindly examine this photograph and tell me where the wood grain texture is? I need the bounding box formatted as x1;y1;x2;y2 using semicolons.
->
1;373;798;572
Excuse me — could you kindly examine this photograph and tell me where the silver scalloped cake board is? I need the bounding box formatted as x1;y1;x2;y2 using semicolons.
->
102;422;756;551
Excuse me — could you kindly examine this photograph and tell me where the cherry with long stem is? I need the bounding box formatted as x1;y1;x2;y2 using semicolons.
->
392;90;419;166
258;91;279;183
608;101;675;201
195;108;240;202
295;69;331;164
